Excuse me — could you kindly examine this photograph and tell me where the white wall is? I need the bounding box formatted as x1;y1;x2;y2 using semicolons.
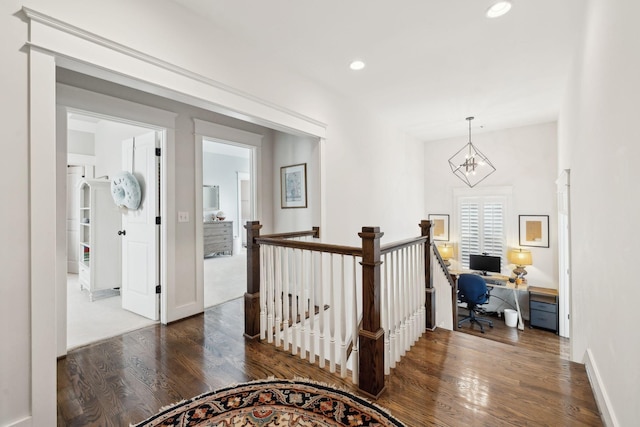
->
2;0;424;424
272;131;318;233
558;0;640;424
67;130;94;155
424;122;559;292
202;151;249;239
94;120;153;179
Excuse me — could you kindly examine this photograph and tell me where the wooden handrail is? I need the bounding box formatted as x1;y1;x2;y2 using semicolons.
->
259;227;319;240
432;243;455;288
246;220;434;399
380;235;428;255
255;236;362;257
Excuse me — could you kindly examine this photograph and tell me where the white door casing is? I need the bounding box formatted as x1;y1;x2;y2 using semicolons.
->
121;132;160;320
557;170;571;340
238;171;250;246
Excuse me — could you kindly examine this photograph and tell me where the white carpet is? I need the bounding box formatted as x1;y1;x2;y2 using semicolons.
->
67;251;246;349
204;249;247;308
67;274;157;350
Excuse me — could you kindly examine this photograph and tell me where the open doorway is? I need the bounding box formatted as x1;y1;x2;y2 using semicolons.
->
65;112;161;350
202;139;251;308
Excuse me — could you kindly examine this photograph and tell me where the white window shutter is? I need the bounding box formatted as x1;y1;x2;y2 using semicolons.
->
459;198;506;270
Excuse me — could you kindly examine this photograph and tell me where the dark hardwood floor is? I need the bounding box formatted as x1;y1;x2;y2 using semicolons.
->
455;307;571;360
57;298;602;426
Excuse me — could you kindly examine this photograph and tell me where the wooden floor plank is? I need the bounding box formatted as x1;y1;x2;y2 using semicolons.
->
57;298;602;426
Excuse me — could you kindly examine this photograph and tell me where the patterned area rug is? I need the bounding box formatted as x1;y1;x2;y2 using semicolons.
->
132;378;405;426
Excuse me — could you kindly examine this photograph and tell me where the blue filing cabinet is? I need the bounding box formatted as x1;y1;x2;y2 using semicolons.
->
528;286;559;334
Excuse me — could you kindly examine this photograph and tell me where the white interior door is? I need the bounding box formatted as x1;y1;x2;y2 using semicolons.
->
121;132;160;320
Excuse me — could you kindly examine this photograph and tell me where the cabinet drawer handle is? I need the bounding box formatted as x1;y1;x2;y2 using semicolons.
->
118;230;126;236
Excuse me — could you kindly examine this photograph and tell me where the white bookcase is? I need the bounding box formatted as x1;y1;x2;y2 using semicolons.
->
78;179;122;301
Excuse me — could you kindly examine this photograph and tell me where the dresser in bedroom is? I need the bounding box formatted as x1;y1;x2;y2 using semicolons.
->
203;221;233;256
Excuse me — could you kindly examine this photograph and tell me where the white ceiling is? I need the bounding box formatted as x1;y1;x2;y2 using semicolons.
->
171;0;586;142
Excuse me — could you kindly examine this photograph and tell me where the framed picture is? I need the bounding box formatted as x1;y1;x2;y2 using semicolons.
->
428;214;450;241
519;215;549;247
281;163;307;208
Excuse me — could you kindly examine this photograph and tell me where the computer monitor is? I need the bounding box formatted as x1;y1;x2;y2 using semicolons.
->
469;254;501;275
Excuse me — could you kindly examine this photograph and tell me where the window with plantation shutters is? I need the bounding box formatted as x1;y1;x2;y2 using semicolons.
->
458;197;506;270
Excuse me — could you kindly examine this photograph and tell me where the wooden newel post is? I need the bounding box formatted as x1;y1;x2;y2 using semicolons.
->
420;220;436;330
358;226;386;399
244;220;262;338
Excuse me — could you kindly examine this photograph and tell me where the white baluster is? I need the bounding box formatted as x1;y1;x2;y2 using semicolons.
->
291;248;299;356
339;255;347;378
329;254;336;373
419;243;426;331
351;256;359;385
266;245;274;344
260;245;266;340
382;253;390;375
274;246;283;347
308;250;316;364
282;247;290;352
389;250;397;369
411;244;417;344
299;250;307;360
318;252;326;369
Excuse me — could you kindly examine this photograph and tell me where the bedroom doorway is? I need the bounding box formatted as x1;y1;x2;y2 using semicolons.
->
201;139;252;308
65;112;161;350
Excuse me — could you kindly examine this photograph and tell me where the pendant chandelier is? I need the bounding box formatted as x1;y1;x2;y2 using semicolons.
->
448;116;496;188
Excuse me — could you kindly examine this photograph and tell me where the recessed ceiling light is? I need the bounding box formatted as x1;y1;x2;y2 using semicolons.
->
486;1;512;18
349;60;366;71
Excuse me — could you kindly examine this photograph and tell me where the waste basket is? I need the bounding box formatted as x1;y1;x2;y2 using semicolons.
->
504;309;518;327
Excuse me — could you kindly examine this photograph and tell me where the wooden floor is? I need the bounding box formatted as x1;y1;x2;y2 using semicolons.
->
455;307;571;360
57;298;602;426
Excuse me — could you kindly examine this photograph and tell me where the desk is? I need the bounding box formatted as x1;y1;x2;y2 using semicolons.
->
488;280;528;331
451;271;528;331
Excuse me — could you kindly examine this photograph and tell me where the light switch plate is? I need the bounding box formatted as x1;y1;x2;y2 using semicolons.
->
178;211;189;223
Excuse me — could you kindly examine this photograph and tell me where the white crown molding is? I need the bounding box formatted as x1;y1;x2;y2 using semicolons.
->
22;7;327;137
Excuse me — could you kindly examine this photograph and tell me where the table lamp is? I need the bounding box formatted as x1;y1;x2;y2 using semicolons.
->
438;244;454;267
509;248;532;277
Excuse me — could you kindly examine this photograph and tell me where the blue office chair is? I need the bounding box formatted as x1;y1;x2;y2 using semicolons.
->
457;273;493;333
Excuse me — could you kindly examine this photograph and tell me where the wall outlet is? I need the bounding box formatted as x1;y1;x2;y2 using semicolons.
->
178;211;189;223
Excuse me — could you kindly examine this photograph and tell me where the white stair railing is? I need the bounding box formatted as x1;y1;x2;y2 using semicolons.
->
259;239;362;381
248;221;433;397
381;240;427;374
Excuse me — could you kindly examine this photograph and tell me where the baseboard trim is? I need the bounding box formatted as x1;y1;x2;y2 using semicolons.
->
584;348;618;426
7;416;32;427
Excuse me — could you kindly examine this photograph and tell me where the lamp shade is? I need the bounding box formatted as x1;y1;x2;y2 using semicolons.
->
509;248;532;266
438;244;454;260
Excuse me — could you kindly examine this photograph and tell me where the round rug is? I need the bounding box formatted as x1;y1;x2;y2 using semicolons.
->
132;378;405;426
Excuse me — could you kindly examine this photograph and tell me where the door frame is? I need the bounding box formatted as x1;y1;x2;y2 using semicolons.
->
57;91;174;352
557;169;572;340
237;171;251;246
25;7;326;424
194;119;263;309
